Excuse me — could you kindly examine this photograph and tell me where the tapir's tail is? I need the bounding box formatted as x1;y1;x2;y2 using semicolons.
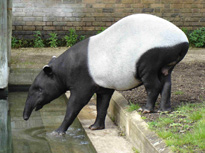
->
160;42;189;76
177;42;189;63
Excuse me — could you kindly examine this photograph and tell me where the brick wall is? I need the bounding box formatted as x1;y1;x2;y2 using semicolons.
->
12;0;205;39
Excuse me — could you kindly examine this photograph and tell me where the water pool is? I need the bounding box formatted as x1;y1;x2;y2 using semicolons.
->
8;92;96;153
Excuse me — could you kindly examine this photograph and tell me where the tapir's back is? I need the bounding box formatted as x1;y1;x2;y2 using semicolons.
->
88;14;188;90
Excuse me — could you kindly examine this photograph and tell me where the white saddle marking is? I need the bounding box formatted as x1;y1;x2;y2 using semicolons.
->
88;14;188;90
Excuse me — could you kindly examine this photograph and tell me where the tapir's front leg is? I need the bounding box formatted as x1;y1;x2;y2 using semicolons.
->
53;89;94;135
89;89;114;130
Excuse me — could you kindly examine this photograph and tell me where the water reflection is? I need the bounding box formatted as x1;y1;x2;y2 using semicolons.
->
9;92;96;153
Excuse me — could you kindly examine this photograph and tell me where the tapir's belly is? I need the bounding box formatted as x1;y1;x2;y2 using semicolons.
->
87;14;188;90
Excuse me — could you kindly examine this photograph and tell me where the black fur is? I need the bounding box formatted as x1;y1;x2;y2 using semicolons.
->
136;42;189;112
23;38;189;134
23;38;115;134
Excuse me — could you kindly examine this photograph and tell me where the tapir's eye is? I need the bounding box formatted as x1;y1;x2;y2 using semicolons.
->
39;88;43;92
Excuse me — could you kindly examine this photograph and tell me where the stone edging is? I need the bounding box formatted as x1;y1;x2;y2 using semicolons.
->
108;91;173;153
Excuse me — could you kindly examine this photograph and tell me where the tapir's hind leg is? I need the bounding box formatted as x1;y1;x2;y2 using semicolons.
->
159;73;172;112
139;68;174;113
89;89;114;130
137;43;189;113
139;74;162;113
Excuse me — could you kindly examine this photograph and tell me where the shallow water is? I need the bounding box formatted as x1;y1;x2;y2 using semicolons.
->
8;92;96;153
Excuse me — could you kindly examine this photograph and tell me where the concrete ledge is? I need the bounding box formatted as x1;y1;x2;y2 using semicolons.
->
9;68;40;86
66;92;134;153
108;91;173;153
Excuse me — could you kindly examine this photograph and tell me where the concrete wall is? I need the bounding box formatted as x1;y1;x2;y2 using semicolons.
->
0;0;12;89
0;0;12;152
0;0;9;88
12;0;205;39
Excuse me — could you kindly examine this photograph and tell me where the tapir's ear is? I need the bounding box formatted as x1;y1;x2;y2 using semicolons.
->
43;65;53;76
48;56;57;64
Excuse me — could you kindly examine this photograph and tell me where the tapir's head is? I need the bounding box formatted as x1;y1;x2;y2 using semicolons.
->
23;63;65;120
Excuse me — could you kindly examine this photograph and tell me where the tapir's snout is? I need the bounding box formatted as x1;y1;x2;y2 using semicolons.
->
23;103;33;121
23;114;29;121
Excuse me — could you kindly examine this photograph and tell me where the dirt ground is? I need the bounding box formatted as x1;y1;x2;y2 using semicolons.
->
11;47;205;122
120;48;205;121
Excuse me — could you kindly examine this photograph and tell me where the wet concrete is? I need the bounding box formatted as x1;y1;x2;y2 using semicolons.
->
66;92;134;153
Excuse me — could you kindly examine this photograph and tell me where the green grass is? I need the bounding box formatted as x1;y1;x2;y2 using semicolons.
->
127;101;140;112
148;102;205;153
174;90;184;95
132;147;140;153
141;116;147;120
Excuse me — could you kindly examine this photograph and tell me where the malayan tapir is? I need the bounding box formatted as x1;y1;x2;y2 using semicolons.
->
23;14;189;135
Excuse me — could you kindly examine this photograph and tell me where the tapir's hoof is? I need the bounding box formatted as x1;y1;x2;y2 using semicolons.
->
51;130;66;136
138;107;143;112
89;124;105;130
142;109;151;114
138;107;153;114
